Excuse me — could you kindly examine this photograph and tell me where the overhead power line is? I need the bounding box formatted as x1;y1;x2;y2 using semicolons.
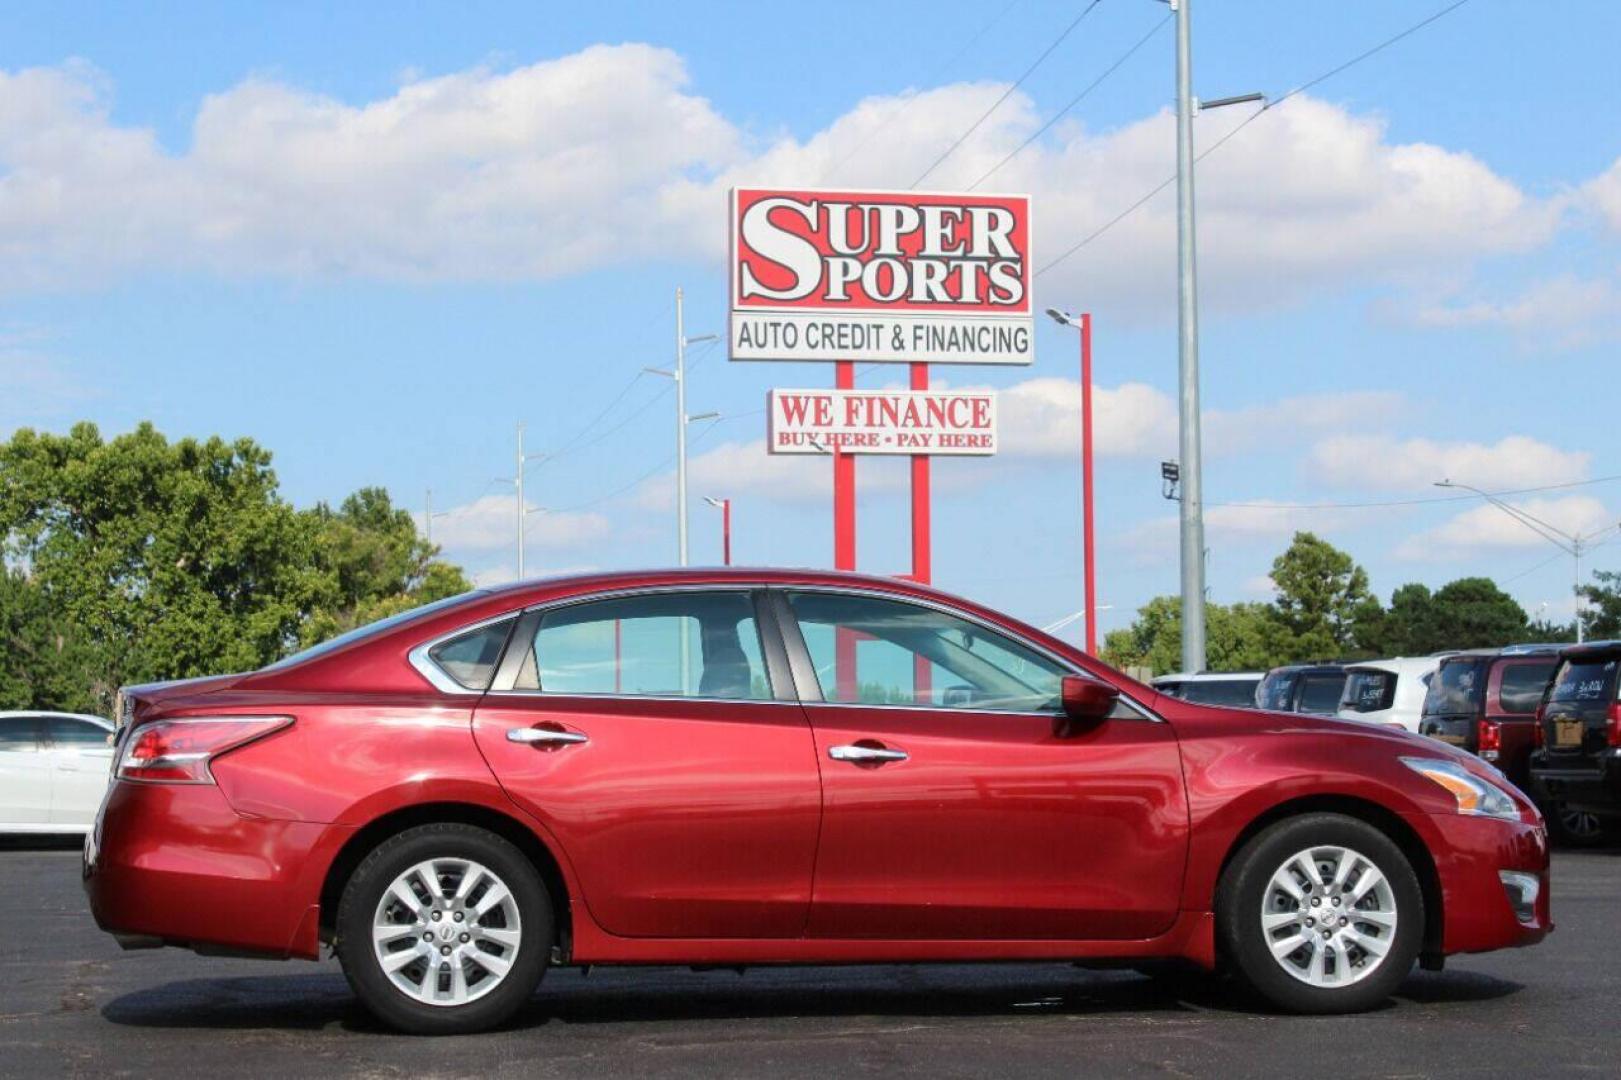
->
818;0;1023;186
969;11;1171;191
1210;471;1621;513
912;0;1105;189
1037;0;1474;277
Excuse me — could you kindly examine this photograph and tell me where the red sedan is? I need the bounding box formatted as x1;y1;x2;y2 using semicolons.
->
85;569;1549;1034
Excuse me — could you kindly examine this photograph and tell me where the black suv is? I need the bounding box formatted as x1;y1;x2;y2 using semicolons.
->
1528;641;1621;842
1254;663;1347;716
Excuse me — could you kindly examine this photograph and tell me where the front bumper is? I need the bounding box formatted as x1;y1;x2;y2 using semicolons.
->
1528;750;1621;817
1424;812;1551;955
84;780;348;960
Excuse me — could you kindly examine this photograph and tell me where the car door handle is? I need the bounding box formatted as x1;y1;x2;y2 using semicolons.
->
828;744;908;764
507;727;589;746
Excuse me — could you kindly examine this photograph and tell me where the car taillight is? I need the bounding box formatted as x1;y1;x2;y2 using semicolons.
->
1608;703;1621;748
116;717;291;784
1478;719;1502;758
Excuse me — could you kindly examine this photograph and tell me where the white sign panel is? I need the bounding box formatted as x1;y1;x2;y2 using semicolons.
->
768;388;998;455
730;188;1033;365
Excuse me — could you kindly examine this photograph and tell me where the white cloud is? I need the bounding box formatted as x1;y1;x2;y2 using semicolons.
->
637;438;911;508
0;54;1561;314
1582;156;1621;233
1309;434;1590;492
1404;274;1621;349
1119;500;1359;567
989;378;1177;458
1396;495;1614;560
419;493;610;552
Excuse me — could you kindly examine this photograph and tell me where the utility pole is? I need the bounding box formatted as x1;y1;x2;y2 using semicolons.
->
1174;0;1206;674
425;488;433;545
647;289;718;567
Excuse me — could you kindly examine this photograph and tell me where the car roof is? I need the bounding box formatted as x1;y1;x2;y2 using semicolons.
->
1557;639;1621;661
1263;663;1346;676
1341;657;1443;675
1152;671;1263;682
0;711;112;727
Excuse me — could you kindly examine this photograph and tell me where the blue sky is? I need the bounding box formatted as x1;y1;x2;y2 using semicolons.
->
3;0;1620;647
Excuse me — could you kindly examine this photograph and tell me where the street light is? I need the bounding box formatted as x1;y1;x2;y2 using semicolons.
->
644;287;719;567
1434;478;1621;643
1172;0;1264;673
1045;307;1098;655
704;497;732;566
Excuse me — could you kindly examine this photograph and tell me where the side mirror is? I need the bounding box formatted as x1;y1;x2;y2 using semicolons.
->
1056;675;1119;736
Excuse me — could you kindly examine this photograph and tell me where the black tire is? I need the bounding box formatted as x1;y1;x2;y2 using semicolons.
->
335;822;552;1035
1217;813;1423;1014
1545;801;1611;848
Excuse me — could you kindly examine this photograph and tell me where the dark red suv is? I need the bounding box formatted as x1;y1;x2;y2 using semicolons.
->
1418;646;1563;790
86;569;1550;1033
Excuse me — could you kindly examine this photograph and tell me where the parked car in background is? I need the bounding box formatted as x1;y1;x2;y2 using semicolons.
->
1529;641;1621;845
86;569;1549;1034
1255;663;1348;716
0;711;114;833
1336;657;1445;732
1417;646;1563;794
1150;671;1262;708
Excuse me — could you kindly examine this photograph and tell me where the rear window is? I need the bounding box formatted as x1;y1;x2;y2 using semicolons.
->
1340;670;1396;713
1496;658;1557;714
1297;673;1347;715
1422;658;1486;716
1182;679;1261;707
1256;672;1297;711
1547;656;1621;708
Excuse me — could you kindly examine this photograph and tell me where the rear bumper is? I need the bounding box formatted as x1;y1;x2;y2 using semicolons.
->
83;780;348;960
1424;812;1551;955
1528;752;1621;816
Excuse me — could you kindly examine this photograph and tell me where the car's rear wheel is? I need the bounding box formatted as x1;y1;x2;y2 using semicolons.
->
335;823;552;1034
1218;813;1423;1013
1547;801;1609;847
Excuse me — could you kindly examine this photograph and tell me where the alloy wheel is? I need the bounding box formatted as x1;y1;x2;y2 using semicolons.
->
371;857;523;1007
1260;844;1398;988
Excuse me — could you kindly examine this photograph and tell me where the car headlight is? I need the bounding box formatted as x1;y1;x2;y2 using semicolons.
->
1401;757;1521;820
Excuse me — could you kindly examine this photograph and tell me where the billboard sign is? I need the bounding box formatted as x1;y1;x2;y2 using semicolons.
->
730;188;1033;364
768;388;997;455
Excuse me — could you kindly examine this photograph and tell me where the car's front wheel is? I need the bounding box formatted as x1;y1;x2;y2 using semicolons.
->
1217;813;1423;1013
335;822;552;1034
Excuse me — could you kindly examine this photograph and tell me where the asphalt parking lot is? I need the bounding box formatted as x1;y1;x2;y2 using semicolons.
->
2;841;1616;1079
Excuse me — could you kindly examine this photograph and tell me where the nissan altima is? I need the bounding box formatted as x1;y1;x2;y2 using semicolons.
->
85;569;1550;1034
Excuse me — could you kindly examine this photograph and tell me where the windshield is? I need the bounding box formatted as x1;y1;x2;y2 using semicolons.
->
1422;658;1486;716
1340;669;1396;713
262;591;488;671
1547;656;1621;711
1182;678;1261;707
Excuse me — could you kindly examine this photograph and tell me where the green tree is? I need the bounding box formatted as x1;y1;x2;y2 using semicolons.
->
0;422;470;712
1269;532;1374;660
303;487;471;643
1577;569;1621;640
1101;595;1288;676
0;568;99;712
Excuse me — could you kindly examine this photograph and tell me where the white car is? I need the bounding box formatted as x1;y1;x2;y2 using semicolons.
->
1336;657;1445;733
0;711;115;834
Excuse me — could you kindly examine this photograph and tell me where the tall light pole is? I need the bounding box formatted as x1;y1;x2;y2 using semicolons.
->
1045;308;1097;655
501;424;547;580
646;287;718;566
1434;479;1621;643
1172;0;1262;673
704;497;732;565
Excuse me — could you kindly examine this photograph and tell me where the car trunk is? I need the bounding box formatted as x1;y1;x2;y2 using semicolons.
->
1540;653;1621;766
1419;656;1487;750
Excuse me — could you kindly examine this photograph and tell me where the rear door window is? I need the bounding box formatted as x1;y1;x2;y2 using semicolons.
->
1495;659;1557;715
1182;680;1260;707
1340;670;1396;713
43;717;111;747
1297;674;1347;715
0;716;46;752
